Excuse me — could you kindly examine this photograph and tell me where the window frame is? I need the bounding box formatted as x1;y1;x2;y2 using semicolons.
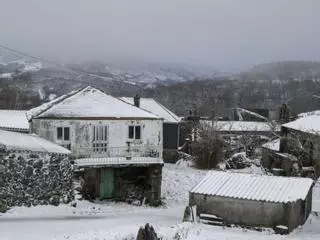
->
128;125;142;140
92;125;109;152
56;126;71;142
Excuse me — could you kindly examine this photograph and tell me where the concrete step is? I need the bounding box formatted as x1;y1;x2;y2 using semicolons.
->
200;213;224;222
200;219;224;226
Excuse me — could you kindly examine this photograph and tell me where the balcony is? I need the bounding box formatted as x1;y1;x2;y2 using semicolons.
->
73;145;163;168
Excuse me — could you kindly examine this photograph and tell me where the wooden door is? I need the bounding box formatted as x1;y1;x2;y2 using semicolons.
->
100;168;114;199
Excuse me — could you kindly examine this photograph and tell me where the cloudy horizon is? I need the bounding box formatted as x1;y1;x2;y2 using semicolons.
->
1;0;320;72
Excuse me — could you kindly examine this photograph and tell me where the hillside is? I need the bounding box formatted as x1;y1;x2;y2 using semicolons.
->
2;58;320;118
236;61;320;81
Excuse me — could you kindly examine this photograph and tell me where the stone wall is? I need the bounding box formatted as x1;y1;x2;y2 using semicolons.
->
0;149;74;211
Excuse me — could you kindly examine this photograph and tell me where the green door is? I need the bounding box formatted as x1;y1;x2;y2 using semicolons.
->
100;168;114;199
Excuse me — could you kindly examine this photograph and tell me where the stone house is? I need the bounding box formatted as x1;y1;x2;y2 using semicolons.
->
0;129;72;209
189;171;313;232
26;86;164;204
262;111;320;178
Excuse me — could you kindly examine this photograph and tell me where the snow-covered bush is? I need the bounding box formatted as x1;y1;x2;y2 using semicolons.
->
0;151;74;211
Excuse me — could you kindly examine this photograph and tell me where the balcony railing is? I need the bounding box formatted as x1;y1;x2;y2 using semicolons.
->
72;145;162;159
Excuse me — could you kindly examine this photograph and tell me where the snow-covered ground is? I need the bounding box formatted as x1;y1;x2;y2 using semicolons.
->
1;164;320;240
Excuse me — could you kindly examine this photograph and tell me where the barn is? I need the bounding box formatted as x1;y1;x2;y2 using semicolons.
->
189;171;314;232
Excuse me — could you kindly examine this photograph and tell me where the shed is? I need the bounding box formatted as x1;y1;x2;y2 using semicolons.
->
75;157;163;206
189;171;313;232
0;110;29;133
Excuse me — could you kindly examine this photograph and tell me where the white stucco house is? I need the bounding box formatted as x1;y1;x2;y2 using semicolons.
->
26;86;164;161
16;86;165;203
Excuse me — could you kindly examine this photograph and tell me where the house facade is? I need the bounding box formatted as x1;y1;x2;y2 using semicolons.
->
26;86;164;204
121;96;180;163
121;96;180;150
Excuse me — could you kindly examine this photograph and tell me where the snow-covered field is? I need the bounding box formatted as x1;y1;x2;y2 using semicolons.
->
1;164;320;240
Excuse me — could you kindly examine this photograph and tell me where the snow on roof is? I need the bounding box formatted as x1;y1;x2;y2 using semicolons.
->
75;157;163;167
0;110;29;132
190;171;313;203
235;108;269;122
0;129;71;155
298;110;320;118
261;138;280;151
27;86;161;120
120;97;180;123
201;120;280;132
282;115;320;135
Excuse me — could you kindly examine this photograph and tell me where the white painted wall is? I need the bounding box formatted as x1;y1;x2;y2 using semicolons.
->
30;118;163;158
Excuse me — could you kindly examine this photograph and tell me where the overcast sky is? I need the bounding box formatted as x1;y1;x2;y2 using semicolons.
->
1;0;320;72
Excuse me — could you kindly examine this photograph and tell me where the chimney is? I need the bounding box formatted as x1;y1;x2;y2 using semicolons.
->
134;94;141;108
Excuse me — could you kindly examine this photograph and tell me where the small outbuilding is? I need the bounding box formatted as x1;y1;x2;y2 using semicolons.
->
189;171;313;232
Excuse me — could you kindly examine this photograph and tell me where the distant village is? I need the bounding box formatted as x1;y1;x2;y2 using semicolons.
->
1;85;320;235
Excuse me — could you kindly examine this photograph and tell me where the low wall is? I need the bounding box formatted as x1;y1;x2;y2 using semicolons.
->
0;150;74;210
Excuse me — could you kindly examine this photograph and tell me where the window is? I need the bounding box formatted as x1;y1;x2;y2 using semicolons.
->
56;127;70;141
93;125;108;152
128;125;141;140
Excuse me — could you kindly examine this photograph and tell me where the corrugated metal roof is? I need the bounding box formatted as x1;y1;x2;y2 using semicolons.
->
75;157;163;167
0;129;71;155
0;110;29;132
190;171;313;203
201;120;280;132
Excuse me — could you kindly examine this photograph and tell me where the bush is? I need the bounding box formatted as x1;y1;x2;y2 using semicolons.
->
190;137;225;169
0;199;8;213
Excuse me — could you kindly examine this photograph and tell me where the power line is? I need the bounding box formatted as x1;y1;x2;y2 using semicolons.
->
0;44;115;82
0;44;65;69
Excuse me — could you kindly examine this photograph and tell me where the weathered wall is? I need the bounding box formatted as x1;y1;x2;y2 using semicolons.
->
189;193;303;230
0;150;73;210
281;127;320;178
83;165;162;206
147;165;162;205
31;119;163;158
114;167;148;202
261;149;293;176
